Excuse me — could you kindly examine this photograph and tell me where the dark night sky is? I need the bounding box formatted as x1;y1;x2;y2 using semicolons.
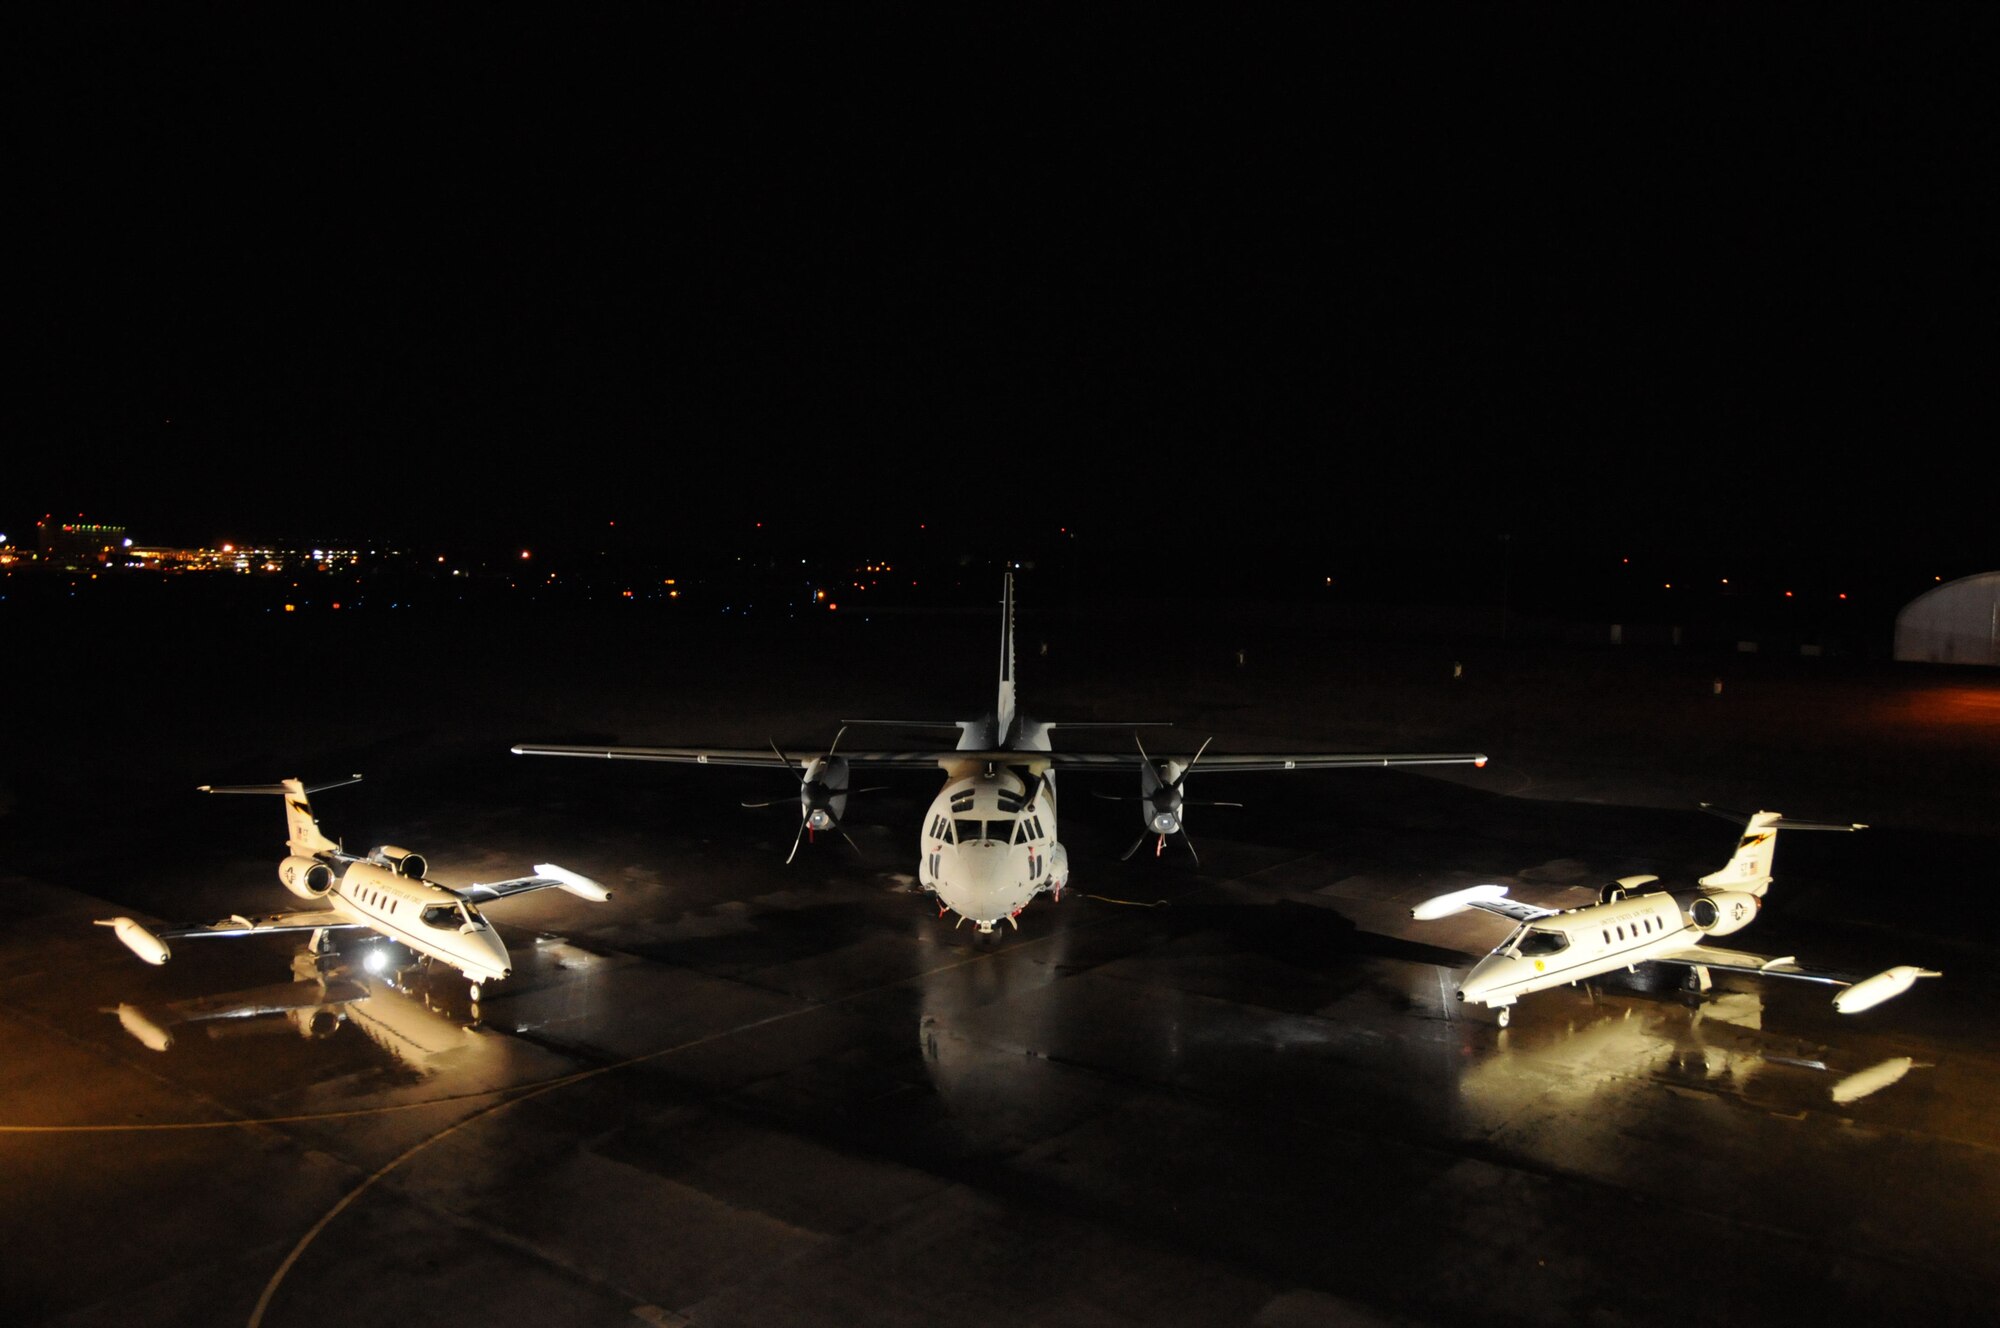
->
6;7;1992;562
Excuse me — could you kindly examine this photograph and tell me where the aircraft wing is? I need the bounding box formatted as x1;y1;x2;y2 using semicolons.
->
458;862;612;903
1649;946;1856;987
513;744;1487;771
156;911;371;940
512;743;958;768
1036;750;1488;771
1464;895;1556;923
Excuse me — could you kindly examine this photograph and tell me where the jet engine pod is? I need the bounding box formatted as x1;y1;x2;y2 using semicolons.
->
1687;890;1760;938
375;846;428;879
280;855;334;898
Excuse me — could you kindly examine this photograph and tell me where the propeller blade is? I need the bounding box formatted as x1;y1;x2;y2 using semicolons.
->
769;739;805;782
1173;735;1215;788
1120;831;1149;861
840;829;863;858
1181;830;1200;868
785;818;806;865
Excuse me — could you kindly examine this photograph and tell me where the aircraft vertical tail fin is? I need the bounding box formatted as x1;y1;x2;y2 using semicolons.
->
1697;806;1865;896
200;775;360;857
995;573;1017;744
277;779;340;856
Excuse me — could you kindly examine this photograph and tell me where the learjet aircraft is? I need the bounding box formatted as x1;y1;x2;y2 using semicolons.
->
97;777;609;1001
1412;807;1939;1026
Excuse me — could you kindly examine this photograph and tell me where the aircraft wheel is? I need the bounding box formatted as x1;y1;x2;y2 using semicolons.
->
1497;1007;1511;1028
468;983;483;1002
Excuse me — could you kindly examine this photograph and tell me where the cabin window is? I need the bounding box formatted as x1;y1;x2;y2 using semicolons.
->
1603;930;1610;944
1616;926;1625;941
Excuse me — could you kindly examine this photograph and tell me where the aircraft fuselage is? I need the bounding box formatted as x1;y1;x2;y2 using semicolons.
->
1456;889;1747;1010
918;761;1069;933
321;858;513;984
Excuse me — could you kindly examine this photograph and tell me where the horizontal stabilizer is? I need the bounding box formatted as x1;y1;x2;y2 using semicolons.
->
1698;802;1865;832
199;775;363;795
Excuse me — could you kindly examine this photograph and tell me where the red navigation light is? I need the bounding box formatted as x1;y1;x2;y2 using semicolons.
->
1474;757;1488;768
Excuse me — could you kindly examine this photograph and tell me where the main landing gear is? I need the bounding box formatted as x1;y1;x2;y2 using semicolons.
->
1496;1007;1512;1028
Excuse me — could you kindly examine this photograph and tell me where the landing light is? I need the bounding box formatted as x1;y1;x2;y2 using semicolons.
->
364;948;388;974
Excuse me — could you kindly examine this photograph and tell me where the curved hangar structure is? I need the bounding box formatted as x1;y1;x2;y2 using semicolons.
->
1895;570;2000;666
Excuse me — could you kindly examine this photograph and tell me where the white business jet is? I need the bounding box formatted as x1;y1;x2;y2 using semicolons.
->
1412;808;1939;1026
97;776;609;1000
515;575;1487;935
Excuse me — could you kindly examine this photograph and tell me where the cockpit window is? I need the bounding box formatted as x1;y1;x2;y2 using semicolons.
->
420;901;487;931
1515;928;1569;957
953;818;984;843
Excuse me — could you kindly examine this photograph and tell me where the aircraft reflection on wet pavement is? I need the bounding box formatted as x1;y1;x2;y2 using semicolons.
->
96;776;610;1002
1414;807;1940;1027
1455;989;1931;1115
105;939;487;1067
516;575;1487;934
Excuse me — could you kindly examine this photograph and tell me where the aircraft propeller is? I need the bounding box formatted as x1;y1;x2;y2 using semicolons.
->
1094;734;1240;866
742;726;884;863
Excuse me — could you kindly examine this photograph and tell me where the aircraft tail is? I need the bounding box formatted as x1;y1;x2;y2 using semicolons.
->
200;775;360;857
994;573;1017;744
1697;807;1865;897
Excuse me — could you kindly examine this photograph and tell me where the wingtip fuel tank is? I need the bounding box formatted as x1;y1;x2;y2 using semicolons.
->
1411;884;1510;921
1832;966;1942;1014
534;863;613;902
96;917;171;965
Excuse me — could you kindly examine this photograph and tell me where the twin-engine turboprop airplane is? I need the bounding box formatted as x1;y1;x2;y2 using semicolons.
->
1412;808;1940;1026
96;776;610;1001
515;575;1488;935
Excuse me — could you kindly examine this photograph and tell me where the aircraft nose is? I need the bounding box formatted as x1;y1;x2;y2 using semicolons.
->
476;932;512;981
939;845;1034;925
1457;955;1508;1007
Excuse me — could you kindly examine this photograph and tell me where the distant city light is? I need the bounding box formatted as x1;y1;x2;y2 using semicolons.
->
520;550;531;559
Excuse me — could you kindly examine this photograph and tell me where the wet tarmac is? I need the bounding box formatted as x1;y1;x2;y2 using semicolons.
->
4;604;1998;1326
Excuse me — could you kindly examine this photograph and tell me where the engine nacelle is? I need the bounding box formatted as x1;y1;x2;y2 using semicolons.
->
373;846;428;879
280;855;334;899
1686;890;1760;937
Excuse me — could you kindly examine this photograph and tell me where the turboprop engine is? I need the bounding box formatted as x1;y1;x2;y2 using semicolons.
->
1686;890;1760;938
280;855;334;899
